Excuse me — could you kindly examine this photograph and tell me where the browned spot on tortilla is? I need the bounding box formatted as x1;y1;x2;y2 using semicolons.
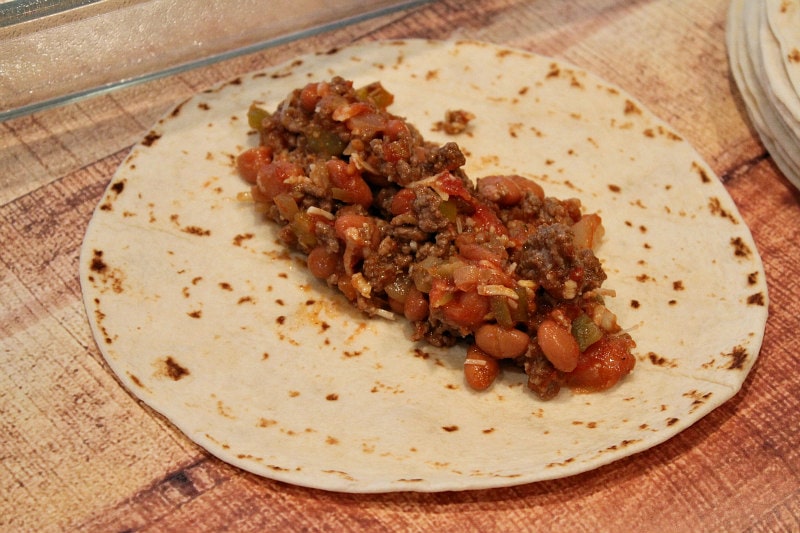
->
442;425;459;432
326;436;340;445
725;346;748;370
692;161;712;183
142;131;162;147
268;465;290;472
343;350;362;358
747;271;759;285
217;400;235;419
648;352;678;368
731;237;752;258
159;356;190;381
624;99;641;115
288;390;300;397
547;457;575;468
636;274;652;282
668;299;677;306
187;310;202;319
110;180;125;195
425;69;439;80
666;417;679;426
88;250;125;294
708;197;739;224
258;418;277;427
413;348;430;359
233;233;254;246
326;393;339;401
128;373;144;388
788;48;800;63
90;250;107;273
747;292;765;306
198;102;210;111
608;184;621;193
276;316;286;325
643;126;682;141
218;282;233;291
182;225;211;236
518;86;529;95
237;296;254;305
630;300;640;309
482;428;495;434
684;390;713;414
673;280;685;291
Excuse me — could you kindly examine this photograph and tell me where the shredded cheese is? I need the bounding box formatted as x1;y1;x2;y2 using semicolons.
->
307;206;335;220
477;284;519;299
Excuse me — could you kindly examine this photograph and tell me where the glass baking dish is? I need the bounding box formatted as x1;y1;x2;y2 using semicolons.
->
0;0;429;121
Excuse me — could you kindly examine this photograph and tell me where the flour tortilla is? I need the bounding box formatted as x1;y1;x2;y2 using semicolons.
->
727;0;800;189
80;39;768;492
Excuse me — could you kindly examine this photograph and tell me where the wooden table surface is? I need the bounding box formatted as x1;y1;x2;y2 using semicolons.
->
2;0;799;531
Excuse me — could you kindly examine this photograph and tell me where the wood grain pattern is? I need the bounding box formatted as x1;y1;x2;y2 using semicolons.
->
1;0;798;531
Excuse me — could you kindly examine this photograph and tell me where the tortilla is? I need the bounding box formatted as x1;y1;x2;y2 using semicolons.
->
727;0;800;190
80;39;768;492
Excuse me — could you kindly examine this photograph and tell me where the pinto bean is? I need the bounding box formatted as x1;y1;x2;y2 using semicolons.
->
440;290;490;329
236;146;272;183
474;324;530;359
463;345;499;391
307;247;338;279
537;319;580;372
477;175;524;206
326;159;373;208
509;175;544;200
403;287;429;322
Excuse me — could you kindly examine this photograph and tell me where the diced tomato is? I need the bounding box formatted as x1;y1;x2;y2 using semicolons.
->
390;188;416;215
434;172;470;199
470;203;507;236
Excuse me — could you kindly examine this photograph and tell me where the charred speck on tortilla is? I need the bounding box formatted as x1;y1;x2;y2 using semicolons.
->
236;76;636;399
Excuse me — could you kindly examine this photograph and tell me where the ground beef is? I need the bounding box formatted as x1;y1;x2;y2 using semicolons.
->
515;224;606;298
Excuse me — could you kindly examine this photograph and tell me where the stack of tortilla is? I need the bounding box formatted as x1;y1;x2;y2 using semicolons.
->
727;0;800;190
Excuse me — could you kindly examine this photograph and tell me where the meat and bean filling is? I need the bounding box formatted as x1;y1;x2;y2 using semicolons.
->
236;77;635;399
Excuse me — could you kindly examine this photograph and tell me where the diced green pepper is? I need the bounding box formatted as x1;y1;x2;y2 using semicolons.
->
247;103;270;130
355;82;395;109
571;313;603;352
438;200;458;221
491;296;514;328
306;129;346;157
